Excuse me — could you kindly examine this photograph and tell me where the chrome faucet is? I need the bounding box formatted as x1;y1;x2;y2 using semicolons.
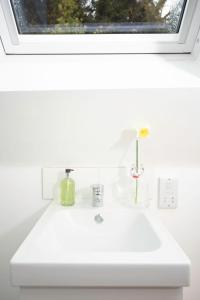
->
92;184;104;207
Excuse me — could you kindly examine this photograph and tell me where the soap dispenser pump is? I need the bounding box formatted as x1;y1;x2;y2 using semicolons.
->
60;169;75;206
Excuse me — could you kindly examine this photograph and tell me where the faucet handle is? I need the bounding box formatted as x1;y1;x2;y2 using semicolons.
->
91;184;104;207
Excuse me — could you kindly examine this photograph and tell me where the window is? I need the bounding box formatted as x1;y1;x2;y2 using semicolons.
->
11;0;186;34
0;0;200;54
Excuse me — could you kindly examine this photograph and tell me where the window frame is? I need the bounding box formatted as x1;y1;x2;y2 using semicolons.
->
0;0;200;54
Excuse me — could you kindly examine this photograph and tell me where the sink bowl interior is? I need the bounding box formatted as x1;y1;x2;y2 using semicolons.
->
36;209;161;253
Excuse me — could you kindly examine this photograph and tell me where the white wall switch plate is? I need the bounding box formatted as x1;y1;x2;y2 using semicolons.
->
158;178;178;209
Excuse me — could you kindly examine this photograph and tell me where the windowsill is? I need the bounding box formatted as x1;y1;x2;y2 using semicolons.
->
0;51;200;92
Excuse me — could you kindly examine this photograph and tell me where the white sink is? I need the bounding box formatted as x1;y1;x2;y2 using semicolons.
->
10;202;190;288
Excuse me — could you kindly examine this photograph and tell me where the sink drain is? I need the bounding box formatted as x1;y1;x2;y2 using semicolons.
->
94;214;104;224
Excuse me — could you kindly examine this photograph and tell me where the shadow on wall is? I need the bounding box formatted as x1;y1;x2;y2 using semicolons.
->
0;205;49;300
110;129;137;165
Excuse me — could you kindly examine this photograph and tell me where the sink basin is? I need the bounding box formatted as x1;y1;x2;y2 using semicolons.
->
10;202;190;288
38;209;161;253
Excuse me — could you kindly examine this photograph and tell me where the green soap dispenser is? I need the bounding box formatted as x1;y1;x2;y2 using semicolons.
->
60;169;75;206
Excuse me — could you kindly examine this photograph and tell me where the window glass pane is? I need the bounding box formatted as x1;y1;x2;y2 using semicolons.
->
10;0;187;34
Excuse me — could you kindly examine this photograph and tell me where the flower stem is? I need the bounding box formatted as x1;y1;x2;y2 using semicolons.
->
135;139;139;204
135;179;138;204
136;139;139;173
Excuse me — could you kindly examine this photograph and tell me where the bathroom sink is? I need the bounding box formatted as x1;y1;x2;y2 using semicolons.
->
10;201;190;287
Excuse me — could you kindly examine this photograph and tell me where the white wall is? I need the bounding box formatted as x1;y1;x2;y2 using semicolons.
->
1;89;200;167
0;89;200;300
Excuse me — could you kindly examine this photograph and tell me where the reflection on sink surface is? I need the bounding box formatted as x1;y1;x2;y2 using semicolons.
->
10;201;190;288
45;209;161;253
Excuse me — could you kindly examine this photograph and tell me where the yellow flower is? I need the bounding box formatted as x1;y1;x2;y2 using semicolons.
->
138;127;150;138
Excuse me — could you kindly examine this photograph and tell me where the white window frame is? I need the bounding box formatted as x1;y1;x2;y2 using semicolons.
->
0;0;200;54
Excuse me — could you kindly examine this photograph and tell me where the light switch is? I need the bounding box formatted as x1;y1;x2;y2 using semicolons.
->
158;178;178;209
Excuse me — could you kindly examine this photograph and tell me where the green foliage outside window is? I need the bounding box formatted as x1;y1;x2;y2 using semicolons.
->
12;0;185;34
